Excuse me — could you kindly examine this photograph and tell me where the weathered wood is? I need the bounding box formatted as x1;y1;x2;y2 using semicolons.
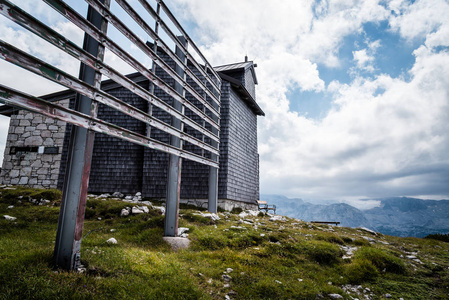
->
257;200;276;214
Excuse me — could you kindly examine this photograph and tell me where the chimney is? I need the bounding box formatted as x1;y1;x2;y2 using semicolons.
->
245;55;248;62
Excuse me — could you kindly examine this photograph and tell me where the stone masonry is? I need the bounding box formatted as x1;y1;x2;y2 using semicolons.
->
0;99;69;188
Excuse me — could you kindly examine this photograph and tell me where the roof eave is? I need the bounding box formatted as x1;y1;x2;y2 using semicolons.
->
218;72;265;116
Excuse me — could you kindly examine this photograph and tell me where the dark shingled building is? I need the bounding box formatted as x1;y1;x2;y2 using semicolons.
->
0;57;264;210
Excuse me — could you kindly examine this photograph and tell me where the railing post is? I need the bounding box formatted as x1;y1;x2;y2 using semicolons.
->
54;1;109;270
208;101;219;213
164;36;187;236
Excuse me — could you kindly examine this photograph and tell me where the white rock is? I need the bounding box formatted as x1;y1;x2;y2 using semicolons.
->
4;215;17;221
226;268;233;273
110;229;116;232
125;195;133;200
202;213;220;221
328;294;343;299
153;206;165;214
132;206;145;214
178;227;190;236
112;192;124;198
362;236;376;243
106;238;117;244
141;206;150;213
120;208;130;217
275;280;282;284
359;227;378;235
141;201;153;206
238;210;259;218
7;205;14;209
222;274;232;281
269;215;287;222
99;193;110;198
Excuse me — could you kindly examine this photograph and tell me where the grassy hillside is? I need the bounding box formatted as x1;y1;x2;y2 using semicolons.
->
1;186;448;299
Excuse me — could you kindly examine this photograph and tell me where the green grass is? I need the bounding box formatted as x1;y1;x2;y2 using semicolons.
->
1;186;449;299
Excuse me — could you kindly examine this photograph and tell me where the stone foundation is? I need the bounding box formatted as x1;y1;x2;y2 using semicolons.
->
180;198;258;212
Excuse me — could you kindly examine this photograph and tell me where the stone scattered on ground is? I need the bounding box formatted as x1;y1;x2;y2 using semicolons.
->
358;227;378;235
328;294;343;299
7;205;13;209
3;215;17;221
112;192;124;198
153;206;165;214
120;208;130;217
222;274;232;282
106;238;117;244
178;227;189;238
269;215;287;222
238;210;259;218
340;245;358;260
163;237;190;251
131;206;145;214
362;236;376;243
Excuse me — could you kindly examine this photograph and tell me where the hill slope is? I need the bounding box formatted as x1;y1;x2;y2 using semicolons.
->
1;186;449;299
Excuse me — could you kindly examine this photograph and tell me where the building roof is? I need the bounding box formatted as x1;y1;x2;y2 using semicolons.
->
214;61;258;85
214;60;264;116
217;72;265;116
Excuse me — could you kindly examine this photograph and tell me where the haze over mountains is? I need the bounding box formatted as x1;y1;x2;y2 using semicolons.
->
261;195;449;238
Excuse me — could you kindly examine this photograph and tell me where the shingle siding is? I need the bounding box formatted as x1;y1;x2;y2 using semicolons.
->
1;54;261;207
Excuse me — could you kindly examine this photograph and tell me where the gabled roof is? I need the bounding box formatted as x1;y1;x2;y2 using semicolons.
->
214;61;258;85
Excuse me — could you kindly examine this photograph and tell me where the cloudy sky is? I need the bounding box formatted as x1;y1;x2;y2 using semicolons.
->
1;0;449;205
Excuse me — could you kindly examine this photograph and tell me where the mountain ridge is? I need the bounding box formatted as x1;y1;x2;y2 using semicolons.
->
261;194;449;237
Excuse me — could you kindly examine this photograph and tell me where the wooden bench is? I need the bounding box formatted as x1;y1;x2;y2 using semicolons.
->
257;200;276;214
311;221;340;226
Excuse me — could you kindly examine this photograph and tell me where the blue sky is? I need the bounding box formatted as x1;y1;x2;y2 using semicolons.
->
1;0;449;208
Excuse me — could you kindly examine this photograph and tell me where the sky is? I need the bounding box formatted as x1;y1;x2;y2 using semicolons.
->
1;0;449;206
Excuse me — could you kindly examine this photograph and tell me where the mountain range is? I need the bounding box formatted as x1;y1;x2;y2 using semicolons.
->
260;194;449;238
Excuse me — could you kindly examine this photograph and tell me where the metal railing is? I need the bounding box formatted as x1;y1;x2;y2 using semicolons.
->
0;0;221;270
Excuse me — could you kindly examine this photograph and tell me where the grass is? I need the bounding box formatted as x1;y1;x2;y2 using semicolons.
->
1;186;449;299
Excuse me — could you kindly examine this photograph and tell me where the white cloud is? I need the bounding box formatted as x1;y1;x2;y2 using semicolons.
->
389;0;449;47
353;49;374;70
167;0;449;201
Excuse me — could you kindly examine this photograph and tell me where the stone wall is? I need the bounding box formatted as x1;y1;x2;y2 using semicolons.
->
0;99;69;188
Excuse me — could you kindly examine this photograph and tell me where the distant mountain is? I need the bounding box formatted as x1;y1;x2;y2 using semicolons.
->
261;195;449;238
